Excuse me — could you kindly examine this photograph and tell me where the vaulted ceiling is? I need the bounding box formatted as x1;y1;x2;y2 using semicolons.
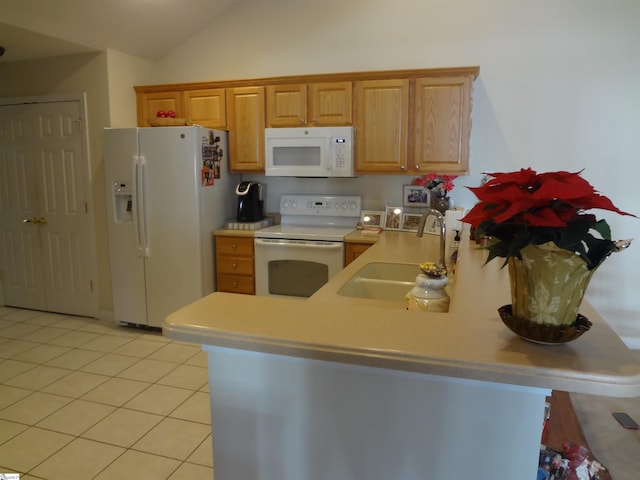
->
0;0;242;63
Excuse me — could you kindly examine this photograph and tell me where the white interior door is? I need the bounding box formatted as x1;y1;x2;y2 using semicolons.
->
0;104;47;310
0;99;96;316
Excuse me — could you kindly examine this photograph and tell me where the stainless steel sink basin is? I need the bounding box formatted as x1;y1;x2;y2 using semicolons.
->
337;262;421;302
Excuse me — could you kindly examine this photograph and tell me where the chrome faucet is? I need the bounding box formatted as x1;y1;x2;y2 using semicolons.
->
416;209;447;273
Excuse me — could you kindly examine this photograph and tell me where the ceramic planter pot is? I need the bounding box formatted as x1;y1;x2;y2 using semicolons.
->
500;242;595;344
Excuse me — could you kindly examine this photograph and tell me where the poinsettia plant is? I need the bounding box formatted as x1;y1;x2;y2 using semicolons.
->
413;173;457;199
461;168;635;268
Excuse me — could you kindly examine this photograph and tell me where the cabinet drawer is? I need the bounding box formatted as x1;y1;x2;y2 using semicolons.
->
216;236;254;256
217;256;254;275
217;274;255;294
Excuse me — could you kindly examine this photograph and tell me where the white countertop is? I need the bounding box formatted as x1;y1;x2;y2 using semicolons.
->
164;229;640;397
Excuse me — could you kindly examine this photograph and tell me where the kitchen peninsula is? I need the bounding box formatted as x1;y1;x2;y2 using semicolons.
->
164;230;640;480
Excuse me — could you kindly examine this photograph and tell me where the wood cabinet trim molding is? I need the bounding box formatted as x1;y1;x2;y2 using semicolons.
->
134;66;479;94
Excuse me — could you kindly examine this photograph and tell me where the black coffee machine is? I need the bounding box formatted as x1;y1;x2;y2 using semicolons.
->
236;181;264;222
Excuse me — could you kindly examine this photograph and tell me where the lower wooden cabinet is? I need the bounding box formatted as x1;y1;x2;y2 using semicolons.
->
345;242;373;266
215;235;255;294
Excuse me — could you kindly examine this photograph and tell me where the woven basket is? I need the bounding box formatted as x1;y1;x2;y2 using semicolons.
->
147;117;189;127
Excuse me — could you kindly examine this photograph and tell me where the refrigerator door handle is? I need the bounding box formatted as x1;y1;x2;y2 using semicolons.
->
133;155;150;257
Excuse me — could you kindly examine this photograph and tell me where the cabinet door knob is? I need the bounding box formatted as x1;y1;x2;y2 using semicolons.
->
231;243;237;249
232;263;237;269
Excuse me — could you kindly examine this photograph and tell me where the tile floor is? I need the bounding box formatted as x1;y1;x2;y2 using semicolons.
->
570;350;640;480
1;306;639;480
0;307;213;480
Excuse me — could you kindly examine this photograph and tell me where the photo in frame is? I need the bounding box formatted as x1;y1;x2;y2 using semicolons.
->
402;185;430;207
384;206;403;230
402;213;423;232
360;210;385;229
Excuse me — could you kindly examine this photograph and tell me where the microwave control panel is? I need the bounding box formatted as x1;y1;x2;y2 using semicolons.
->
280;195;361;217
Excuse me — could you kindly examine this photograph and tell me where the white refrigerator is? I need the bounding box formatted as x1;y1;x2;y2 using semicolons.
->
104;126;237;328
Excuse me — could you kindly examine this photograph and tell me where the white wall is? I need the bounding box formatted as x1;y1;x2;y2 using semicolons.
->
152;0;640;345
105;49;156;127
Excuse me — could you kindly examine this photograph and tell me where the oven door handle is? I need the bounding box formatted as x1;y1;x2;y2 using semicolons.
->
255;238;343;249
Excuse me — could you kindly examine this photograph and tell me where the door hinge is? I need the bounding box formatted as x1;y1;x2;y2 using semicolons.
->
85;202;88;213
89;280;94;291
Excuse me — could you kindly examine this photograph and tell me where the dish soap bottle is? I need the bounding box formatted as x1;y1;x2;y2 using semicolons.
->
406;263;450;313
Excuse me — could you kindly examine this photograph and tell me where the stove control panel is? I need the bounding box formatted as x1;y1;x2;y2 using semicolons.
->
280;195;361;217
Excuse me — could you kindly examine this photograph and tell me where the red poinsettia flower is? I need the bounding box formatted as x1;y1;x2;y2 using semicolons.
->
413;173;457;197
461;168;635;268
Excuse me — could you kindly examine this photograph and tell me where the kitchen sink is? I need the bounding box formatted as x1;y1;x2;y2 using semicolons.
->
337;262;421;302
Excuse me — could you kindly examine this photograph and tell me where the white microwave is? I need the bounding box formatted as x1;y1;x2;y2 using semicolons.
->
264;126;354;177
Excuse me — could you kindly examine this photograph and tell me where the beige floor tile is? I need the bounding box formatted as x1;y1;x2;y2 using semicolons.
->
93;448;181;480
0;392;72;425
0;419;29;444
79;352;139;376
50;316;97;330
37;399;116;436
78;320;127;335
141;329;171;343
105;325;149;338
0;339;39;359
111;338;166;358
132;417;211;460
0;360;36;383
2;309;43;322
157;364;208;390
170;391;211;424
48;330;102;348
166;461;214;480
0;385;32;410
45;348;104;370
187;434;214;467
13;343;71;364
41;370;110;398
17;325;69;343
22;312;70;326
81;377;151;406
117;358;178;383
185;349;208;367
0;426;74;473
79;334;134;353
0;322;41;339
82;407;163;447
148;342;202;364
30;437;125;480
3;365;71;391
124;384;193;416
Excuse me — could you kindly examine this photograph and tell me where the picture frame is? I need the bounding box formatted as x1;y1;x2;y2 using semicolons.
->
422;214;442;235
401;213;423;232
384;206;403;230
402;185;430;207
360;210;385;229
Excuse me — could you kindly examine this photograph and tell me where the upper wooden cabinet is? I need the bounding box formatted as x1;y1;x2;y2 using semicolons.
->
266;82;352;127
354;73;475;175
135;66;478;175
354;79;410;173
183;88;226;129
412;75;472;173
137;91;183;127
226;86;265;173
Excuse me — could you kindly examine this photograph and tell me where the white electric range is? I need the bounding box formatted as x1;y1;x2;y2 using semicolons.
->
254;194;361;298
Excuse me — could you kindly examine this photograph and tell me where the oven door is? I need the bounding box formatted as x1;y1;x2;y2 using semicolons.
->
254;238;344;298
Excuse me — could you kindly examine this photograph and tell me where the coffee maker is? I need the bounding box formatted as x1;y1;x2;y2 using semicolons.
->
235;181;264;222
